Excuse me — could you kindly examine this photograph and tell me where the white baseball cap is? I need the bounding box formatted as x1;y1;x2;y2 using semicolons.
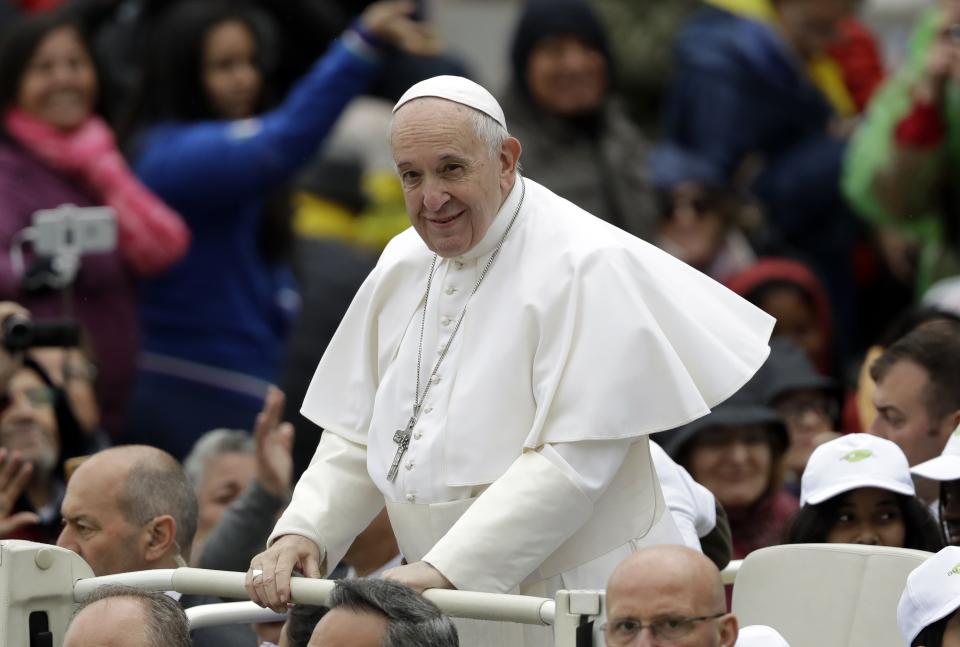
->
736;625;791;646
911;424;960;482
800;433;915;506
898;546;960;645
393;75;508;130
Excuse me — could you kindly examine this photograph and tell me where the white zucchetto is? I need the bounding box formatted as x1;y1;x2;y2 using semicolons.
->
393;75;508;129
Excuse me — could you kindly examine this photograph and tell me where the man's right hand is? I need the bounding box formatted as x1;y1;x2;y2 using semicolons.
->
246;535;324;612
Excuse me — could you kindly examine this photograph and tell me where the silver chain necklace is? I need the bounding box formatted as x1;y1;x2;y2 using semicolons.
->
387;176;526;482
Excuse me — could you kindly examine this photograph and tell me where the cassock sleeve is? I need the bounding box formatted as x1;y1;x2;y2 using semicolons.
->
422;439;632;594
650;442;716;548
267;432;384;575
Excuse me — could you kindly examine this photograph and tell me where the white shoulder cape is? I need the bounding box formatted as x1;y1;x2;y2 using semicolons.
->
301;177;774;486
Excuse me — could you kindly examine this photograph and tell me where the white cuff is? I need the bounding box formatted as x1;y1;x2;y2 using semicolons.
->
269;431;384;575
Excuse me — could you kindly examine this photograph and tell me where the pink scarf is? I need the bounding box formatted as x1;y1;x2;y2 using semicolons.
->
5;108;190;275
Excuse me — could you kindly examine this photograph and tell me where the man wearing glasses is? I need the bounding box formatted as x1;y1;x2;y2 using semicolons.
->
603;544;738;646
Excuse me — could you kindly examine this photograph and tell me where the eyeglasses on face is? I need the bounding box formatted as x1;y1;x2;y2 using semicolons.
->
602;611;726;644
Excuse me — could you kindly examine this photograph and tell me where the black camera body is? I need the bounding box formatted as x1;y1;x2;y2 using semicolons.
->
2;315;80;352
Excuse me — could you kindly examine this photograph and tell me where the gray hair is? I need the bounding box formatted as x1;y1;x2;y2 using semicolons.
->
327;578;459;647
183;428;254;490
118;452;199;562
468;109;507;158
71;584;191;647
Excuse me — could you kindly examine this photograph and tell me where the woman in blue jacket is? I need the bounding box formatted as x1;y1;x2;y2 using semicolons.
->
123;0;434;458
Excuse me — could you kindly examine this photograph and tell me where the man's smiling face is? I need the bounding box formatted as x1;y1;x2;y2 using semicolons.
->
391;98;514;258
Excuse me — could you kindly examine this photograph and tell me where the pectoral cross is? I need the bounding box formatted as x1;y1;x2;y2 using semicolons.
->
387;416;416;482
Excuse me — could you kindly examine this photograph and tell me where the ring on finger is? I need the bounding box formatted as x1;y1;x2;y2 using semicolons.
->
251;568;264;579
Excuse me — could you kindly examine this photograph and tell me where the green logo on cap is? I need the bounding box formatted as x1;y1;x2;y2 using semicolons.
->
948;563;960;577
841;449;873;463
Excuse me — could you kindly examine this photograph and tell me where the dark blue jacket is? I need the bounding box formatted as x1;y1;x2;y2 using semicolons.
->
133;38;378;382
664;7;849;244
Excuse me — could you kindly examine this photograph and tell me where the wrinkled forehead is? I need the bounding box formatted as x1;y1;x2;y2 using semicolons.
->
390;98;485;158
391;97;476;133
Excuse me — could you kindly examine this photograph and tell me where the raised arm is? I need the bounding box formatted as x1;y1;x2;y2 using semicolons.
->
135;1;437;207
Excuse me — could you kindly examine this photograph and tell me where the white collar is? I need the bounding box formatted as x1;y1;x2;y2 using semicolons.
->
452;174;524;263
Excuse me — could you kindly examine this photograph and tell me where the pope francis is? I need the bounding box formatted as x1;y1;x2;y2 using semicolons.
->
246;76;774;644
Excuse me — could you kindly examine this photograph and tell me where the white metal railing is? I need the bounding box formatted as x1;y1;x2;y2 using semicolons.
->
73;567;558;625
185;602;286;629
73;567;598;646
0;541;744;647
0;542;602;646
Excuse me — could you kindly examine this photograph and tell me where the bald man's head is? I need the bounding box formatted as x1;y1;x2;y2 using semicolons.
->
57;446;197;575
604;546;738;647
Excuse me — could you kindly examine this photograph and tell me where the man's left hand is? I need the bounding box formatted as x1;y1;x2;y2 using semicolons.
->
382;560;454;594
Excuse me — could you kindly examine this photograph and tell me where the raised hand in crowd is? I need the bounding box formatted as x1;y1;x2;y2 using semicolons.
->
0;447;38;537
255;387;294;500
360;0;441;55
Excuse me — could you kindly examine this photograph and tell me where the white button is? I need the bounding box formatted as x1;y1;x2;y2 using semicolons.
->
437;344;445;354
424;406;433;414
406;493;416;503
430;375;440;384
445;286;457;295
441;316;452;326
414;431;423;439
405;461;414;470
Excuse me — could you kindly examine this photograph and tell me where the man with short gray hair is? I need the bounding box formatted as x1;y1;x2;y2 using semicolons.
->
64;584;191;647
308;579;458;647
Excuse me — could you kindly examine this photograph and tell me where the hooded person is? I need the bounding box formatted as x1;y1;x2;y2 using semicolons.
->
497;0;658;240
727;257;835;377
245;75;773;646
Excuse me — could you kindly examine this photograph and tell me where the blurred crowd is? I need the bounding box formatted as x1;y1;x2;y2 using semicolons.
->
3;0;960;644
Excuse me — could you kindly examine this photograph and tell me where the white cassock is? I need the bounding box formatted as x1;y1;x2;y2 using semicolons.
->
270;176;773;645
651;442;719;552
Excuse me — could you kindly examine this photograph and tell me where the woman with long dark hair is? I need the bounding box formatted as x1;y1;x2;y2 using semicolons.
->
784;433;944;551
122;1;434;457
0;10;189;438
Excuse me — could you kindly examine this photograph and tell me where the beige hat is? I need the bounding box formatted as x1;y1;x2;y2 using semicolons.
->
393;75;508;129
